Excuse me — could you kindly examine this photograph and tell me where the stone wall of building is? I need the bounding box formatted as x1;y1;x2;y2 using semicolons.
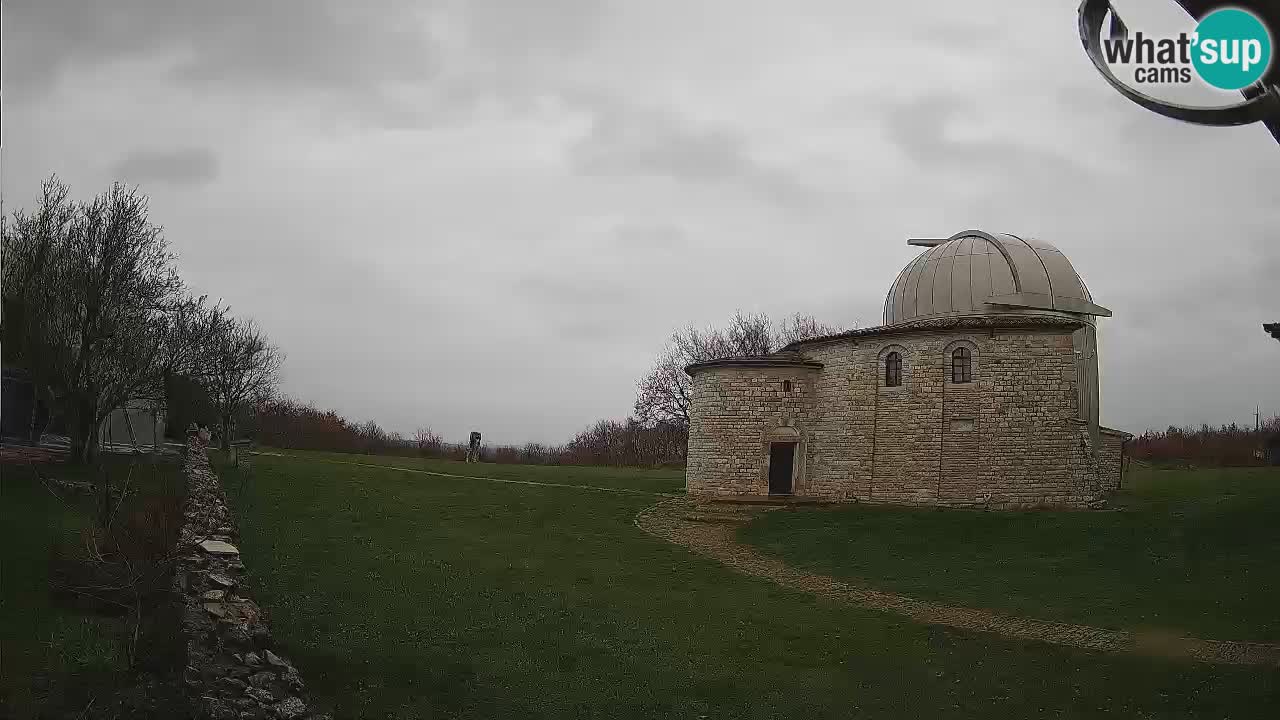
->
1099;427;1130;492
174;440;328;720
687;324;1117;508
686;366;818;497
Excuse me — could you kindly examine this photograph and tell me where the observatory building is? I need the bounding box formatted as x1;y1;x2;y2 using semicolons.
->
685;230;1130;509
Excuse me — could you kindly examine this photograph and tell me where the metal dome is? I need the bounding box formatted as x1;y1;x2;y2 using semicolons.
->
883;230;1111;326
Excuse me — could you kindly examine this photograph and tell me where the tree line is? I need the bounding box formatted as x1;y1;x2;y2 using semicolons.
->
251;398;691;468
12;176;1271;474
2;176;283;461
1129;418;1279;467
248;310;837;467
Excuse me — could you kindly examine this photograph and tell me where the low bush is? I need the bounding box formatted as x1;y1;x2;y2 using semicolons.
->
1129;417;1279;467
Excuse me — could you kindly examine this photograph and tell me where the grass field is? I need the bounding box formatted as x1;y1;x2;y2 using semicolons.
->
741;465;1280;644
222;450;1280;719
262;448;687;494
0;454;183;718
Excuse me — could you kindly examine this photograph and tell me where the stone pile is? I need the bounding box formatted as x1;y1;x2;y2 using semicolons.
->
174;440;327;720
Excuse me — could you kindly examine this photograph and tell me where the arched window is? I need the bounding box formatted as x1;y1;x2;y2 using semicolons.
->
951;347;972;383
885;352;902;387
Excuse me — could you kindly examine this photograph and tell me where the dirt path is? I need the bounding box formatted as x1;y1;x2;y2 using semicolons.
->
635;497;1280;667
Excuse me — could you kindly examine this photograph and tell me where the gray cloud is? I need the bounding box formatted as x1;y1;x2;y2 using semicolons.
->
5;0;1277;443
4;1;434;99
554;319;624;343
515;274;635;309
566;96;826;208
882;95;1092;179
456;0;602;62
1120;245;1277;330
3;0;606;134
508;220;695;345
611;221;688;252
909;18;1011;54
112;147;219;187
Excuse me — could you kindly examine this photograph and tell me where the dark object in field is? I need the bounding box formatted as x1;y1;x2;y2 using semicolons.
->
1263;434;1280;466
466;431;482;463
0;367;50;442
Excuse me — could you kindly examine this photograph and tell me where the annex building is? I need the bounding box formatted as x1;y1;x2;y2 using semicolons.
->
685;230;1129;509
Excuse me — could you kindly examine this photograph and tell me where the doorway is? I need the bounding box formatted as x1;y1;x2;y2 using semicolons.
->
768;442;796;495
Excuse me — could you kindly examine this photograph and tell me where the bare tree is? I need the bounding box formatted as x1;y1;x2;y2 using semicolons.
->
355;419;387;454
414;426;443;456
2;177;193;463
560;417;688;466
723;311;775;356
1;178;76;443
633;310;843;429
204;317;283;450
135;294;230;450
776;311;845;348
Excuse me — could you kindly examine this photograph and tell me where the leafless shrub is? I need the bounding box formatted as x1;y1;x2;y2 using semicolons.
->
519;442;552;465
414;426;444;457
51;459;183;668
559;418;687;467
1130;417;1280;467
493;445;520;464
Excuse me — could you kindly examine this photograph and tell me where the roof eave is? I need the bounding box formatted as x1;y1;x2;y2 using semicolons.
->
781;314;1088;351
987;293;1113;318
685;357;825;376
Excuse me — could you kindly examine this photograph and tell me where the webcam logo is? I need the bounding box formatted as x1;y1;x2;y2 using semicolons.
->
1100;6;1272;91
1192;8;1272;90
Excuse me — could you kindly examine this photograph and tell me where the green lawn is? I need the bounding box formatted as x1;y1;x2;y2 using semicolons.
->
223;451;1279;719
262;448;687;494
740;465;1280;643
0;454;182;718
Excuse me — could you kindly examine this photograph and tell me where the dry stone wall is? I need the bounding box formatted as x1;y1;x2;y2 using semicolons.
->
687;323;1121;508
174;440;328;720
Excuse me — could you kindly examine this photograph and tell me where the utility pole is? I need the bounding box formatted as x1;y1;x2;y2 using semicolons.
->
1257;406;1262;433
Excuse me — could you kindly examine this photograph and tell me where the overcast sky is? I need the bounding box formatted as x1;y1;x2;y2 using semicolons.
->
4;0;1277;444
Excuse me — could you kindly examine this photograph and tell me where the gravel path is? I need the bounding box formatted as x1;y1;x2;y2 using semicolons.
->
635;497;1280;667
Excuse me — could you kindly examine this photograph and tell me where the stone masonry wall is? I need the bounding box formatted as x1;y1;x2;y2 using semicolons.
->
687;325;1115;508
174;440;328;720
1099;427;1129;492
686;367;818;497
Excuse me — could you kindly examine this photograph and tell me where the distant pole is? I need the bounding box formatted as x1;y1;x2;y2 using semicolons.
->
1257;406;1262;432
